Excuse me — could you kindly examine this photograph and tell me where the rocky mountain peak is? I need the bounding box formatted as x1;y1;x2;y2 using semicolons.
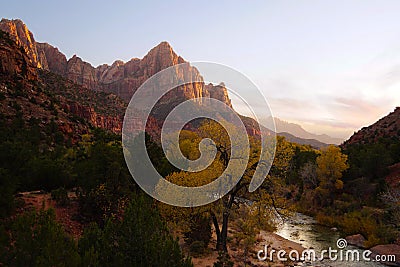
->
111;60;124;67
36;42;67;75
0;18;233;121
0;18;42;68
0;29;37;80
139;41;185;75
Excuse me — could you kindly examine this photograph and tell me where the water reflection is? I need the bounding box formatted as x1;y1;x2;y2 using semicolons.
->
275;213;386;267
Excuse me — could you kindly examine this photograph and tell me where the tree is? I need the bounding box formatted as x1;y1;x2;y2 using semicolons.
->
183;213;212;254
300;161;318;189
232;205;259;265
157;120;290;253
0;168;16;218
74;132;133;224
381;187;400;228
78;193;193;267
315;145;348;206
0;209;80;266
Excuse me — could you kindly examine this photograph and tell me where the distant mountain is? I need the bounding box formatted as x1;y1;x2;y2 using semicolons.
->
278;132;328;149
342;107;400;147
273;117;343;145
239;116;327;149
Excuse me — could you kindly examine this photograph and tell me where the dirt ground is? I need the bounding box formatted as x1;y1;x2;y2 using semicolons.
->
17;190;83;239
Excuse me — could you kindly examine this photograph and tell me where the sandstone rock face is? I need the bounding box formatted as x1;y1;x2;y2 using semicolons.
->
99;42;205;105
62;102;123;133
0;30;37;80
0;18;42;69
345;234;366;248
0;18;233;111
38;40;234;120
205;83;232;108
36;42;67;75
66;55;98;90
0;18;239;137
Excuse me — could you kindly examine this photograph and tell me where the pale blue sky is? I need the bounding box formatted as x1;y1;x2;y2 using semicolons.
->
2;0;400;138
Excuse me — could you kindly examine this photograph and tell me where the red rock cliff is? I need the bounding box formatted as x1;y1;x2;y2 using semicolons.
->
0;18;42;69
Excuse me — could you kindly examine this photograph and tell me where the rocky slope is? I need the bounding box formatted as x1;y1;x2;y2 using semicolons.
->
0;28;133;142
0;18;232;116
0;30;37;81
343;107;400;147
0;18;42;69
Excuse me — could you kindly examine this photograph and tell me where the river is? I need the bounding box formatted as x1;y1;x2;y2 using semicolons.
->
274;212;386;266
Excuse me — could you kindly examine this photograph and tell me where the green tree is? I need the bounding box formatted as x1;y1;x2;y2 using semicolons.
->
74;132;133;224
0;168;16;218
78;194;193;267
0;209;80;267
183;213;212;254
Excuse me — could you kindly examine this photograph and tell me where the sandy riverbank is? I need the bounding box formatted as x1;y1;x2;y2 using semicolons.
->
191;229;305;267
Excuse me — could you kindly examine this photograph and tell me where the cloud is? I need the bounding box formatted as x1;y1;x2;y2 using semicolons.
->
233;50;400;139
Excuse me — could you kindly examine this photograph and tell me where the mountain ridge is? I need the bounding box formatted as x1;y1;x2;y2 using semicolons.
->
273;117;343;145
0;17;335;149
0;29;126;142
0;18;232;110
342;107;400;147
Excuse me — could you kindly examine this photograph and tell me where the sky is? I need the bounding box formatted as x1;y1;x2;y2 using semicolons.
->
2;0;400;139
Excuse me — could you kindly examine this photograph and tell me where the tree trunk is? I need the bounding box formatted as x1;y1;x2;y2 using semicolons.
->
211;182;243;252
211;210;229;252
220;211;229;252
211;211;223;251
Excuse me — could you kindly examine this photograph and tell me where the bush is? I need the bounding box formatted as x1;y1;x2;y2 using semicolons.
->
27;157;70;191
364;234;381;248
316;212;349;230
51;187;69;206
183;214;212;249
213;251;233;267
189;241;206;256
78;193;193;267
0;209;80;266
0;168;16;218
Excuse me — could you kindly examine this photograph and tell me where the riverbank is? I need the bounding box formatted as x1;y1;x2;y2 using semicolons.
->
190;228;305;266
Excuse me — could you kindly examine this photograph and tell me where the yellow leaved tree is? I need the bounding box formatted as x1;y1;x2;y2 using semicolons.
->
315;145;349;206
156;119;293;253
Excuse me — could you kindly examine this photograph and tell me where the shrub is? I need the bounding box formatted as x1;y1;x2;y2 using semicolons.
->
0;168;16;218
316;213;339;228
189;241;206;256
0;209;80;266
364;234;381;248
213;251;233;267
51;187;69;206
78;194;193;267
183;214;212;249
